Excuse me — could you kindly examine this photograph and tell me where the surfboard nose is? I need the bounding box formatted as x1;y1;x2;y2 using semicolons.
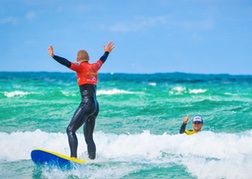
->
31;148;86;170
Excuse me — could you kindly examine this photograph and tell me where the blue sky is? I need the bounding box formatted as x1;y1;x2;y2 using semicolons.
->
1;0;252;74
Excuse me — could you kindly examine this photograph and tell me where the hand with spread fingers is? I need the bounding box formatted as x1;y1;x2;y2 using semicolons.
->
104;41;115;53
48;45;54;57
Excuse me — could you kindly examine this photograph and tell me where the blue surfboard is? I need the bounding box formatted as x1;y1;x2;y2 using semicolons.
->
31;148;87;169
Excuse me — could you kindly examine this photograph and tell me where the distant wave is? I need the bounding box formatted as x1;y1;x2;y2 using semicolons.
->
97;89;139;96
3;90;35;98
148;82;156;86
189;89;207;94
2;90;78;98
60;90;77;97
169;86;207;95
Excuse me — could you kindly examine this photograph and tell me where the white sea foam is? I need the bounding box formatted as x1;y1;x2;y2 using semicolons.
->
148;82;157;86
61;90;77;97
169;87;207;95
0;130;252;178
169;86;186;95
3;90;34;98
97;89;136;96
189;88;207;94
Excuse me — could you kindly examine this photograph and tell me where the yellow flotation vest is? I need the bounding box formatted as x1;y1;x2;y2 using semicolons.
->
185;130;197;135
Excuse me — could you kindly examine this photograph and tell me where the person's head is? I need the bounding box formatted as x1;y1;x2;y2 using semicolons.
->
76;50;89;63
192;116;203;132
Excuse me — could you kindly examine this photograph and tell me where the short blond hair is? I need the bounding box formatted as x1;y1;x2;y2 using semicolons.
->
77;50;89;62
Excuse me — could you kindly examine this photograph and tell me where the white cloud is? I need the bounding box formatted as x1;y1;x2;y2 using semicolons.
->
108;16;168;32
182;17;215;30
0;17;18;25
108;15;214;33
25;11;36;20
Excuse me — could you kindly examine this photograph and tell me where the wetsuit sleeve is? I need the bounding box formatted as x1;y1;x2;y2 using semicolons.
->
179;123;187;134
100;52;110;63
53;55;71;68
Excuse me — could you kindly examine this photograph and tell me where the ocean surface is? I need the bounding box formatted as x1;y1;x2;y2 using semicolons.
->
0;72;252;179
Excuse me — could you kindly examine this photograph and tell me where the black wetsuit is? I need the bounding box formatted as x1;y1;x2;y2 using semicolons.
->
52;52;109;159
179;123;187;134
66;84;98;159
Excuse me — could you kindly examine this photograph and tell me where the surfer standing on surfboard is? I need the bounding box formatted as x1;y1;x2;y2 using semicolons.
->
48;42;115;159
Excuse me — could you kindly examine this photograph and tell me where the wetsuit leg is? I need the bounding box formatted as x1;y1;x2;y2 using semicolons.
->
66;102;90;158
84;102;99;159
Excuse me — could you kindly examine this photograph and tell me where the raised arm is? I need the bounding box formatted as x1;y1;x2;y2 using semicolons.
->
48;45;71;68
179;115;189;134
100;42;115;63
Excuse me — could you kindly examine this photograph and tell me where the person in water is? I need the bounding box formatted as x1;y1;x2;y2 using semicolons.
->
47;42;115;159
179;115;203;135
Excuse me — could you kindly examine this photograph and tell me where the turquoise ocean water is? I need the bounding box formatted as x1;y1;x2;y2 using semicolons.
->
0;72;252;179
